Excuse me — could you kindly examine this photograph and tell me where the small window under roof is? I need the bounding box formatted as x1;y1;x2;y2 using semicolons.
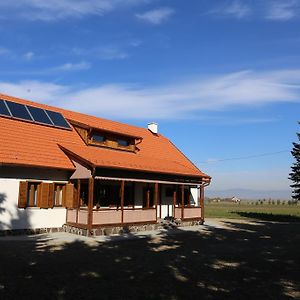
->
0;100;10;117
117;139;129;147
92;133;106;143
27;106;53;125
6;101;33;121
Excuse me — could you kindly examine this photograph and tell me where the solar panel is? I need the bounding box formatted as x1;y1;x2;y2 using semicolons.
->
0;99;71;130
6;101;33;121
27;106;53;125
46;110;71;129
0;100;11;117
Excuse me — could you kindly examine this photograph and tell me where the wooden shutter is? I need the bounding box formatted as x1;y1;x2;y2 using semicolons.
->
64;183;76;208
48;183;55;208
18;181;28;208
39;183;55;209
36;184;42;207
39;183;50;208
73;183;79;209
62;185;66;207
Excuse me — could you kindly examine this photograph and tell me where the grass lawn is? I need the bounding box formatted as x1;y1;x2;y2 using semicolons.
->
0;220;299;299
205;202;300;222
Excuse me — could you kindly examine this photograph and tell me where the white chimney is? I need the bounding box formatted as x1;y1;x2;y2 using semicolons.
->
148;122;158;134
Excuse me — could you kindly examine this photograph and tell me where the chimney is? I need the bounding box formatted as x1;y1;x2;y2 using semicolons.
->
148;122;158;134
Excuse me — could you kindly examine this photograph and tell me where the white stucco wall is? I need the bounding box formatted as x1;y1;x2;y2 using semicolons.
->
0;167;69;230
191;187;198;206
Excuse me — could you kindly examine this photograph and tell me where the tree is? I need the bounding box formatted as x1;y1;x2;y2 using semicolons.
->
289;122;300;202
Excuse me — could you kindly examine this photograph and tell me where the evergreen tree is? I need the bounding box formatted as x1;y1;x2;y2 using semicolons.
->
289;122;300;201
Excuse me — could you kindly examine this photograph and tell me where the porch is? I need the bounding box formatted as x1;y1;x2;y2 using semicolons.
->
66;176;207;233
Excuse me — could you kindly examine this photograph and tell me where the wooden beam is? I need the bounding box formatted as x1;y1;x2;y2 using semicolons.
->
154;182;158;222
159;184;162;219
87;177;94;235
146;184;150;208
173;186;177;217
132;182;135;208
200;185;204;221
120;180;125;224
76;179;81;224
181;184;184;220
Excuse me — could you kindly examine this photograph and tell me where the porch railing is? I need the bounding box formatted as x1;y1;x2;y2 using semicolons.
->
123;208;156;224
174;206;202;220
66;207;156;227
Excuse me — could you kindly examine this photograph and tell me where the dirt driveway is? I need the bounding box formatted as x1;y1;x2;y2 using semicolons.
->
0;219;299;299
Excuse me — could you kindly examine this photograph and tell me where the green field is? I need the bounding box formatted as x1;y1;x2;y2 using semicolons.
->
205;202;300;222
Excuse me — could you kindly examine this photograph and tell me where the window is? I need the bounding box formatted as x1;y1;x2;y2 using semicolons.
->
92;133;106;143
117;139;129;147
27;182;40;207
54;184;64;206
18;181;75;209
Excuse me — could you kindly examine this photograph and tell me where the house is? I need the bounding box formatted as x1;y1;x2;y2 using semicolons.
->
231;196;241;203
0;93;211;235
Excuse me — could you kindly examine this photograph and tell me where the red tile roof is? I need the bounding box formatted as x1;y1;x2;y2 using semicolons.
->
0;93;210;179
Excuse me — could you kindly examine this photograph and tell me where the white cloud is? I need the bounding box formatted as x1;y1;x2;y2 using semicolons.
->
23;51;34;61
210;1;251;19
136;7;175;25
265;1;299;21
0;69;300;119
0;0;149;21
0;81;69;102
51;61;91;71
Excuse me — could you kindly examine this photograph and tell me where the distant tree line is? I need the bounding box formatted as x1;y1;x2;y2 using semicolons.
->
289;121;300;202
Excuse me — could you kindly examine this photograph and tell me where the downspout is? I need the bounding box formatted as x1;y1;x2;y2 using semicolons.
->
199;178;211;223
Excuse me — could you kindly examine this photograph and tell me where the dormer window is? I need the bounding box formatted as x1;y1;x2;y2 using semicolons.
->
92;133;106;143
117;139;129;147
72;122;142;153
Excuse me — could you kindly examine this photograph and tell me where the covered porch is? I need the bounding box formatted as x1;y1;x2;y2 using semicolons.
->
66;174;209;233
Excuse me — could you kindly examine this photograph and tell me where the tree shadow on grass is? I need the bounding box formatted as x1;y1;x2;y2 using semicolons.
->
233;211;300;223
0;220;299;300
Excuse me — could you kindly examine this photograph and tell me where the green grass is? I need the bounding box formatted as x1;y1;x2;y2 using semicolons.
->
205;202;300;222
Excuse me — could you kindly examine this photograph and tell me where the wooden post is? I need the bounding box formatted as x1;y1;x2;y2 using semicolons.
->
88;177;94;235
200;184;204;221
120;180;124;224
76;179;81;224
146;184;150;208
159;184;162;219
181;184;184;220
154;182;158;222
173;186;177;217
132;182;135;208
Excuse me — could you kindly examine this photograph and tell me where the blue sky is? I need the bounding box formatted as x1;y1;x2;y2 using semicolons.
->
0;0;300;197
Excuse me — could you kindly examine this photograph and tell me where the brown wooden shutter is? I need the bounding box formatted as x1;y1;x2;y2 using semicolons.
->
39;183;50;208
62;185;66;207
36;184;42;207
48;183;55;208
64;183;75;208
18;181;28;208
73;183;79;209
